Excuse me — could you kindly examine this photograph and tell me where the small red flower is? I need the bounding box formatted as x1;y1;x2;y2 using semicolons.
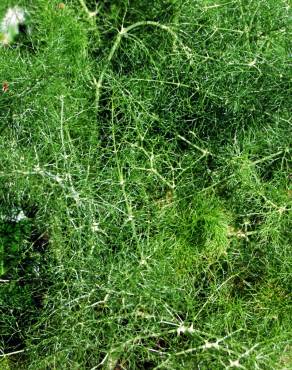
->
2;82;9;93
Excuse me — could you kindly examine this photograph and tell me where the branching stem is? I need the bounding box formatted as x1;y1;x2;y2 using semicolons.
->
79;0;98;21
111;102;138;243
94;21;185;111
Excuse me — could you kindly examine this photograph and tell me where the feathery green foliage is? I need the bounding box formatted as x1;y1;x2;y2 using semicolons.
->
0;0;291;368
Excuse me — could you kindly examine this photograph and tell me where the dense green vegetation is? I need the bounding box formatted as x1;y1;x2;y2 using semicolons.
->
0;0;291;368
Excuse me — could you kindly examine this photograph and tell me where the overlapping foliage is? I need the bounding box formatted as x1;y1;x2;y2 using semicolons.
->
0;0;291;368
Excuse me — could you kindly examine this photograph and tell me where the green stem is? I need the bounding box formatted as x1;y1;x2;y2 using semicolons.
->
95;21;184;111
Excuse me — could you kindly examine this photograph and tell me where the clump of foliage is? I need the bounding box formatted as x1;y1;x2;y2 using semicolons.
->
0;0;291;369
0;207;50;368
0;216;30;276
